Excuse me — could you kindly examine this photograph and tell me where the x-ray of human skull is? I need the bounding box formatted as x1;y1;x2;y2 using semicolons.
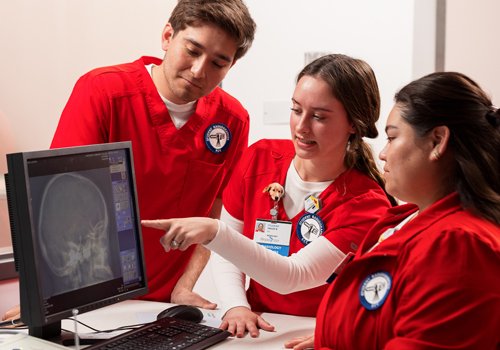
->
37;173;115;295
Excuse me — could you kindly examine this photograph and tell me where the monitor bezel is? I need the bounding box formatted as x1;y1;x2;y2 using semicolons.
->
5;141;148;339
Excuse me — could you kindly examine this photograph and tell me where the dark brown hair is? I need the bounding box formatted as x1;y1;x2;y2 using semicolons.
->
298;54;397;206
395;71;500;224
169;0;256;61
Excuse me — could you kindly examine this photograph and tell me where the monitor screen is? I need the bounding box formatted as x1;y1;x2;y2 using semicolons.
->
5;141;148;339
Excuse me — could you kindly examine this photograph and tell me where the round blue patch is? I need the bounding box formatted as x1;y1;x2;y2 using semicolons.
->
359;271;392;310
296;213;325;245
205;123;231;154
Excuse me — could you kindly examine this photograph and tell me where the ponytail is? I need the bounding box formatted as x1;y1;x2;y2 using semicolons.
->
346;137;398;207
396;72;500;224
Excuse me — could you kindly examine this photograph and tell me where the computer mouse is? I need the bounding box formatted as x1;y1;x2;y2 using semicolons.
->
156;305;204;323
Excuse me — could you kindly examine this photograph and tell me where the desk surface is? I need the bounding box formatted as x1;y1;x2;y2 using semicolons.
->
59;300;315;349
0;264;315;349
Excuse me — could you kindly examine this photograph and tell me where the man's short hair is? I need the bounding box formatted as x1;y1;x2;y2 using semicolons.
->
169;0;256;61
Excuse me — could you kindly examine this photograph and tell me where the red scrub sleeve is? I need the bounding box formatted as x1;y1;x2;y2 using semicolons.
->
321;190;392;255
221;140;257;220
51;73;111;148
386;228;500;349
215;115;249;200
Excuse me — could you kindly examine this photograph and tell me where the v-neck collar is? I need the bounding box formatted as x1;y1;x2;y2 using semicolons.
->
277;156;358;221
136;56;208;150
359;192;462;257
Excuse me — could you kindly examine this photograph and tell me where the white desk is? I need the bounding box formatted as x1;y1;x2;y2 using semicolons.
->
0;296;315;349
0;262;315;349
57;300;315;349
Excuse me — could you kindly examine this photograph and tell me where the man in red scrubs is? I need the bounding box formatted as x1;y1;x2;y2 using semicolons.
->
50;0;256;307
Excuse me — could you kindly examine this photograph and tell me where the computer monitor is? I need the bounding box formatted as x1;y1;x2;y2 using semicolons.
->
5;141;148;340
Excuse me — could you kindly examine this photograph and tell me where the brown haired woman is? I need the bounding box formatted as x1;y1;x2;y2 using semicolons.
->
143;54;395;338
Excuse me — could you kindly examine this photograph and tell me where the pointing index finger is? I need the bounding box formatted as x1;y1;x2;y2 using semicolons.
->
141;219;172;231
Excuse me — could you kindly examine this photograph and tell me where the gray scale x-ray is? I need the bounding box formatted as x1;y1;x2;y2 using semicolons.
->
38;173;114;295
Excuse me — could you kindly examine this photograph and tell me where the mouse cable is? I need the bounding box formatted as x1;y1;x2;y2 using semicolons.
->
63;318;148;334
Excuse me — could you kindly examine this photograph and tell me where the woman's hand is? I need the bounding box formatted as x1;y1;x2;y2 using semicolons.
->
220;306;275;338
284;332;315;349
142;218;218;251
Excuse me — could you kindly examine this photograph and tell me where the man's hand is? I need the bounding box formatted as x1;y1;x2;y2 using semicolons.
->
171;286;217;309
220;306;274;338
1;305;23;327
170;245;216;309
284;332;315;349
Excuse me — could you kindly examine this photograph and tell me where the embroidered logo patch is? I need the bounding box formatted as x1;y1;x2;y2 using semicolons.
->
359;271;392;310
296;213;324;245
205;123;231;154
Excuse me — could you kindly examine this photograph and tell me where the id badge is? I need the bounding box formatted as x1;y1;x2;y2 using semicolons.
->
253;219;292;257
304;195;322;214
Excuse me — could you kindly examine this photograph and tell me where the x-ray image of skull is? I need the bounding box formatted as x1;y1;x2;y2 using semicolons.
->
37;173;114;295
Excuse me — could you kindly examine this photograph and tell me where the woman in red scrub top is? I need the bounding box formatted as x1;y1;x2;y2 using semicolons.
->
287;72;500;349
144;54;396;337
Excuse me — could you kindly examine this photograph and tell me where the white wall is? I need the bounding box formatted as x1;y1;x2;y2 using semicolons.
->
445;0;500;101
223;0;416;158
0;1;176;157
412;0;438;79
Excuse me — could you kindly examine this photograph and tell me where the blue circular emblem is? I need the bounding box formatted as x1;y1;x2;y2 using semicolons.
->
296;213;325;245
205;123;231;154
359;271;392;310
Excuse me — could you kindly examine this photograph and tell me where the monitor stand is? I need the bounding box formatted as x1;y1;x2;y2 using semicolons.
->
29;320;61;340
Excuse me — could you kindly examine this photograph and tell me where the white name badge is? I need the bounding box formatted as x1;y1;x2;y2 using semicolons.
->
253;219;292;257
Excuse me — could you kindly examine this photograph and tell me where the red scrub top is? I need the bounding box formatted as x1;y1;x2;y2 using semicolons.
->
51;56;249;302
315;192;500;349
222;139;391;317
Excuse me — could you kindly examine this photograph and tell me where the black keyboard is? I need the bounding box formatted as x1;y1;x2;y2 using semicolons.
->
85;317;230;350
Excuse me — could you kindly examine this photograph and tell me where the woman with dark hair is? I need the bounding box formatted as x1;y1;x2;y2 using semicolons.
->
286;71;500;349
143;54;394;338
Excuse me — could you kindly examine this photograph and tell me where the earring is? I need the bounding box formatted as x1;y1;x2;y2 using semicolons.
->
434;151;440;160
